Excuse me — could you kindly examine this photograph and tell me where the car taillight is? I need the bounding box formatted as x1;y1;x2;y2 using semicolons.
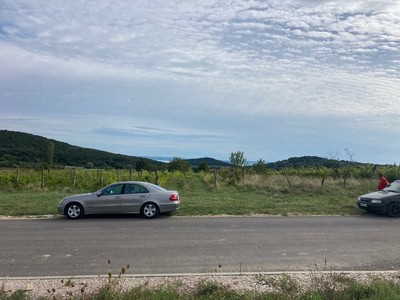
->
169;193;178;201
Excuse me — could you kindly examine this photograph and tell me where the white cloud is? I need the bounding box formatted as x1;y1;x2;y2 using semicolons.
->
1;0;400;162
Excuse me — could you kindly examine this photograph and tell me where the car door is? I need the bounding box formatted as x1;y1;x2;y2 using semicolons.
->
120;184;151;212
92;184;124;213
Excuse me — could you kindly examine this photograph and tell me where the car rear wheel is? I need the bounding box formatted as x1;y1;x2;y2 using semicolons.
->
65;203;84;219
141;203;159;219
386;202;400;218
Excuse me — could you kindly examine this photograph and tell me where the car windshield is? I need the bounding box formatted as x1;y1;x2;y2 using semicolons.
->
384;181;400;193
147;183;167;191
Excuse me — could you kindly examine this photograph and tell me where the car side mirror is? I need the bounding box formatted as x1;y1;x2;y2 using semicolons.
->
97;192;101;197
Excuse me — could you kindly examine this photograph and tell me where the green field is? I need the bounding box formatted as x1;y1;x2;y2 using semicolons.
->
0;172;377;217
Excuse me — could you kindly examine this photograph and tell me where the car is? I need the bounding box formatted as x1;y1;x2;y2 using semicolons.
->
357;180;400;218
57;181;180;219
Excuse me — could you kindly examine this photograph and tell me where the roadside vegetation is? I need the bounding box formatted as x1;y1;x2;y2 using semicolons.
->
0;166;387;216
2;272;400;299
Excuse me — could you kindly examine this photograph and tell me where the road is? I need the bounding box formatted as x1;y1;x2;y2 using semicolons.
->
1;215;399;277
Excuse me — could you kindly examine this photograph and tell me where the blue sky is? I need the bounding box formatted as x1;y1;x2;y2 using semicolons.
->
1;0;400;164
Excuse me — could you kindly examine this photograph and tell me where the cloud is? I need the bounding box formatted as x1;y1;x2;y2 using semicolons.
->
1;0;400;162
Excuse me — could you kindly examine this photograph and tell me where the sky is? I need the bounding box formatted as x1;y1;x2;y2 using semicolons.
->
0;0;400;164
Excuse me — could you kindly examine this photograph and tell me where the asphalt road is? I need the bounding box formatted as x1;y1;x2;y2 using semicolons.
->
1;214;399;277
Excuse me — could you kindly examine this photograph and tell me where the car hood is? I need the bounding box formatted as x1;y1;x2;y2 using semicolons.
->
359;190;400;200
63;193;93;201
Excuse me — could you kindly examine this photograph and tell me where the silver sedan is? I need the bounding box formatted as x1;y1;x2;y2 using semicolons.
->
57;181;180;219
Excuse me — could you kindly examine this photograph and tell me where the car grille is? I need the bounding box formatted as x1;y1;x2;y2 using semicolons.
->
359;198;371;202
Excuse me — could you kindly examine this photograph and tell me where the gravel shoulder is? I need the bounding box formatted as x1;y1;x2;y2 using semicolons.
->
1;272;399;299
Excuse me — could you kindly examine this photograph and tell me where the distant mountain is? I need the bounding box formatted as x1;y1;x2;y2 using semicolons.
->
186;157;231;167
143;156;173;163
0;130;164;169
265;155;370;170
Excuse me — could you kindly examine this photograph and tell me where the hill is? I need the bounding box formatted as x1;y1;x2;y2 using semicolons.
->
265;155;369;170
0;130;164;169
186;157;231;167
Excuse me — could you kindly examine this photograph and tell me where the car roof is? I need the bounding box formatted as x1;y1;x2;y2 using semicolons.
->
112;181;152;184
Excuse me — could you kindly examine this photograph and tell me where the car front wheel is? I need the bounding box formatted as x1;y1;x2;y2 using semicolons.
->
141;203;159;219
65;203;84;219
386;202;400;218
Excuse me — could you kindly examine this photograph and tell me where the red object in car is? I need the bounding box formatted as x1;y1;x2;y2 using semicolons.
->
169;193;178;201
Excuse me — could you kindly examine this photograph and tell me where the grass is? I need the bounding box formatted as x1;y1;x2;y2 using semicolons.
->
2;275;400;299
0;174;377;217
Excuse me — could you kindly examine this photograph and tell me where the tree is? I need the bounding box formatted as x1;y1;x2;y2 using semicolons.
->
253;158;266;174
168;157;190;172
229;151;246;169
46;142;54;173
135;158;147;171
198;161;210;172
344;148;355;179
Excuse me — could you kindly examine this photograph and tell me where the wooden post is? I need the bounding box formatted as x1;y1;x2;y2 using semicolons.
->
242;167;244;185
100;169;103;186
73;168;77;187
370;165;377;180
129;168;132;181
183;170;186;178
16;167;19;184
155;170;158;185
149;171;152;182
117;169;119;182
214;168;217;186
141;170;143;180
321;177;324;186
287;178;292;188
41;167;45;188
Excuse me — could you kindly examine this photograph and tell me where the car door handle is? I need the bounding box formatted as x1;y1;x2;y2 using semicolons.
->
114;196;121;199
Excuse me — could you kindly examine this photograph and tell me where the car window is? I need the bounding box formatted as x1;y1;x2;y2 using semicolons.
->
385;181;400;193
101;184;124;195
147;183;167;191
124;184;149;194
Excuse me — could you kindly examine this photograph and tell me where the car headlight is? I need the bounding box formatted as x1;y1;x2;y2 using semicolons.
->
357;197;361;201
371;200;381;203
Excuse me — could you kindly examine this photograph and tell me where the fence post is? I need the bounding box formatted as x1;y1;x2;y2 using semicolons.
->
129;168;132;181
117;169;119;182
141;170;143;180
16;167;19;184
321;177;324;186
73;168;77;187
214;168;217;186
100;169;103;186
370;165;377;180
287;178;292;188
155;170;158;185
242;167;244;185
41;167;45;188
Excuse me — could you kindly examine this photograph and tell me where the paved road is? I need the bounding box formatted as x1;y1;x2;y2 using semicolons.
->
1;215;399;277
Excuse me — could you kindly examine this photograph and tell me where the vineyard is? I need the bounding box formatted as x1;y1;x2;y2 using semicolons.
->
0;164;398;217
1;164;400;191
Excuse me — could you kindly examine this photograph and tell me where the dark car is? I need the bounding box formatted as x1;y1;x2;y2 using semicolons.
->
357;180;400;217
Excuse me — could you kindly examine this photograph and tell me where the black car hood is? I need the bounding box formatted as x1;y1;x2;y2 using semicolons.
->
360;190;400;200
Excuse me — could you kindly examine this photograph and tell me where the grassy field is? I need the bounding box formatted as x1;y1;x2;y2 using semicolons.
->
0;173;377;217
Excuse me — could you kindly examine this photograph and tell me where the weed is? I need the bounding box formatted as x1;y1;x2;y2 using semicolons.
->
64;277;75;287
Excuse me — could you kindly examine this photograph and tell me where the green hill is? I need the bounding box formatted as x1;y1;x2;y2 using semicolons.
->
0;130;165;169
265;155;368;170
186;157;230;167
